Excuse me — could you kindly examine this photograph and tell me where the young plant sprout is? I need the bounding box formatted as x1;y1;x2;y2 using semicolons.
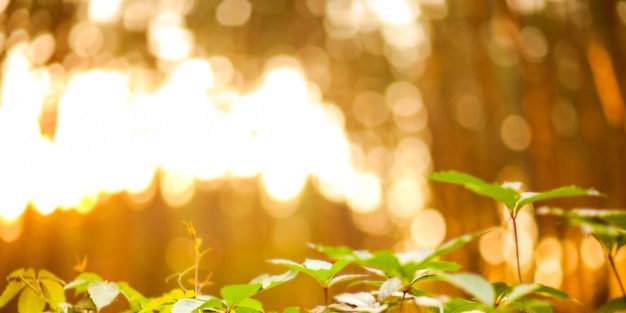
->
1;171;623;313
428;170;602;283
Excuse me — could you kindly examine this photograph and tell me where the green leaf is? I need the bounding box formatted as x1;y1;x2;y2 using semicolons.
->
518;187;603;208
165;288;187;299
536;207;626;250
412;296;444;313
117;281;149;311
41;279;66;311
439;273;495;307
172;298;206;313
415;229;492;270
268;259;351;287
378;277;402;302
308;244;361;261
533;284;570;300
0;280;24;307
328;274;368;288
499;283;540;305
7;268;28;280
220;283;262;309
236;297;264;312
197;295;224;311
38;269;65;285
512;298;553;313
428;170;520;210
88;281;120;311
138;296;175;313
236;306;262;313
18;286;46;313
250;270;298;291
443;298;485;313
597;297;626;313
334;292;377;307
65;272;104;295
359;252;403;279
283;306;300;313
417;261;461;273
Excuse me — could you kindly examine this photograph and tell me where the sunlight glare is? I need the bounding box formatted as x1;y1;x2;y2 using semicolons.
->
0;45;49;221
367;0;421;25
89;0;123;23
410;208;446;247
148;13;193;61
346;173;382;213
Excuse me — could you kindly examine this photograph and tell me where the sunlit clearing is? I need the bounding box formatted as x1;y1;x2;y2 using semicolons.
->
410;208;446;247
388;177;427;220
0;218;23;243
170;58;214;91
55;70;132;203
0;45;48;221
262;192;301;218
382;23;426;49
126;176;158;210
148;13;193;61
161;171;196;208
506;0;545;14
250;63;354;203
30;139;60;216
75;193;99;214
89;0;123;23
262;163;308;203
367;0;421;25
346;173;382;213
580;236;605;270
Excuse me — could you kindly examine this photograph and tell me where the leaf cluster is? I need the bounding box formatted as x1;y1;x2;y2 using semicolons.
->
1;171;624;313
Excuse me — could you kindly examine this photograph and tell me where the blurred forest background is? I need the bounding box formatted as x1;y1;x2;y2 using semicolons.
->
0;0;625;312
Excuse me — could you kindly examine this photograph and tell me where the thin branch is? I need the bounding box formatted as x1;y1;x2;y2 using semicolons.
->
607;251;626;299
510;212;523;284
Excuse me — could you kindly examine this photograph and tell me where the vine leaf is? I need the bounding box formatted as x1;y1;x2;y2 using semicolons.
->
18;286;46;313
88;281;120;311
220;283;262;310
0;280;24;308
438;273;495;307
428;170;602;214
172;298;205;313
597;297;626;313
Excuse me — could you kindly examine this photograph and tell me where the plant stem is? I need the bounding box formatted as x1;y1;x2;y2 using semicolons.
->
511;213;523;284
400;290;407;313
607;252;626;298
324;287;329;306
195;250;200;295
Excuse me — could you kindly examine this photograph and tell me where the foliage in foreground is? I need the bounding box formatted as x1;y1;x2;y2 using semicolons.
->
1;170;625;313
